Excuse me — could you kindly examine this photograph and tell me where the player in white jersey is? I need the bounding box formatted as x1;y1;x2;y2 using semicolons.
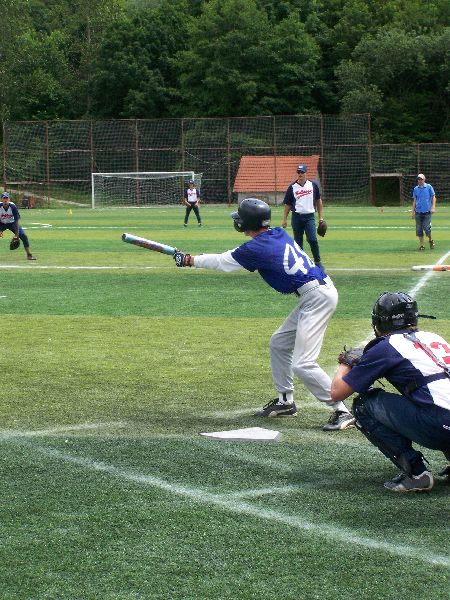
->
282;164;325;269
173;198;355;431
182;180;202;227
331;291;450;492
0;192;36;260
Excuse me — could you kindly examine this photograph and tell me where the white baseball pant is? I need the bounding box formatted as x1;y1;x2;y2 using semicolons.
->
269;277;338;405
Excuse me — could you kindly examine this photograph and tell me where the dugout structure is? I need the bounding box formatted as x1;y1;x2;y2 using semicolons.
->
91;171;200;208
2;116;449;206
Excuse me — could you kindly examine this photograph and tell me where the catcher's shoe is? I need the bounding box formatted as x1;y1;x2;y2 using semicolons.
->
429;239;435;249
254;398;297;417
384;471;434;492
437;465;450;481
323;410;355;431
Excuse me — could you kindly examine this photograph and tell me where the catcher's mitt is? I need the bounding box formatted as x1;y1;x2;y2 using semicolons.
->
337;346;364;367
317;219;327;237
10;237;20;250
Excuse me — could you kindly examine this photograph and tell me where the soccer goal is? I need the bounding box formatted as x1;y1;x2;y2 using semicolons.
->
91;171;201;208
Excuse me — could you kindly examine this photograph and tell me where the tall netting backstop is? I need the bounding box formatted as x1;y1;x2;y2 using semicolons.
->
2;115;449;206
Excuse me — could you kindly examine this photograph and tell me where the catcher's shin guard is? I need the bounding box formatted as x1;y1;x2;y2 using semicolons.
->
352;390;420;477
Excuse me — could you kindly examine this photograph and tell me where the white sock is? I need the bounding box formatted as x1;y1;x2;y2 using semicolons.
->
278;392;294;404
332;401;350;413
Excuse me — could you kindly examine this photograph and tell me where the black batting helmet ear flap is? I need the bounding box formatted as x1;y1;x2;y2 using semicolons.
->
231;198;271;232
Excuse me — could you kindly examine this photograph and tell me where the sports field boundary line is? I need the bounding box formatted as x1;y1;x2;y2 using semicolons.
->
5;439;448;569
0;421;127;440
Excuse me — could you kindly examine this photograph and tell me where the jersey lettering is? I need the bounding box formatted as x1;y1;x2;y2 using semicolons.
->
430;341;450;364
283;242;313;275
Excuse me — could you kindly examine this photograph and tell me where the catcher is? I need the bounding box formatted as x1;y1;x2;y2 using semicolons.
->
0;192;36;260
331;291;450;493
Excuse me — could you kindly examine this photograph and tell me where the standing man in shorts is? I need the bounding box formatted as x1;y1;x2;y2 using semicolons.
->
412;174;436;251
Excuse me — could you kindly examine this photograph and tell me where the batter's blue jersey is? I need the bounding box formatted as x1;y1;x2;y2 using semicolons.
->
344;330;450;412
231;227;326;294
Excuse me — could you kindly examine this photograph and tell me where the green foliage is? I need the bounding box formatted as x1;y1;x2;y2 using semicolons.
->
336;27;450;141
1;0;449;141
91;0;190;117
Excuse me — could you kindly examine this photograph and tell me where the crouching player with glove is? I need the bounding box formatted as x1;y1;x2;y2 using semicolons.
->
0;192;36;260
173;198;355;431
331;291;450;493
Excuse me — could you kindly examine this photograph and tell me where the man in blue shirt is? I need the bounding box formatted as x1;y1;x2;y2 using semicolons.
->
331;291;450;492
412;173;436;251
174;198;355;431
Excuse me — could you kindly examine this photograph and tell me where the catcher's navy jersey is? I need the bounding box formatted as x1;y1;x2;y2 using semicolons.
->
231;227;326;294
344;330;450;412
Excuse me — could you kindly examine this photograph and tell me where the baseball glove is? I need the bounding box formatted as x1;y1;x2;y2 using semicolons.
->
173;250;192;267
10;236;20;250
317;219;327;237
337;346;364;367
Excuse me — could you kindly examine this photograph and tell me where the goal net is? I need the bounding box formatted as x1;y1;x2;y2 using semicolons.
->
91;171;201;208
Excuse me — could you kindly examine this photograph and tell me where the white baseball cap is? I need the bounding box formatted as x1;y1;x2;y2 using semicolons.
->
417;173;425;180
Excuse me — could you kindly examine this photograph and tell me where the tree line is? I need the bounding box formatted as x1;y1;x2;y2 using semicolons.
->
1;0;449;142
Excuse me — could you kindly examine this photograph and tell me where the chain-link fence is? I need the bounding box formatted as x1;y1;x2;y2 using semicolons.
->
2;115;449;207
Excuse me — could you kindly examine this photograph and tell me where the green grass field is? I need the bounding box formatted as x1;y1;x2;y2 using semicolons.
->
0;204;449;600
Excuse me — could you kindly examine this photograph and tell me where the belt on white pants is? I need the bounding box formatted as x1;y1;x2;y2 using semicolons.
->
294;276;332;297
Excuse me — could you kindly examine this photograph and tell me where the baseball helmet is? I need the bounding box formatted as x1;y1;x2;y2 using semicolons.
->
371;291;418;336
231;198;271;233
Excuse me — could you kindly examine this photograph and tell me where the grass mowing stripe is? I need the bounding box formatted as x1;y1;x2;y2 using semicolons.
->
8;439;449;570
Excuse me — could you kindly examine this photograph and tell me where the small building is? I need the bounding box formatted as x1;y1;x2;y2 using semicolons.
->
233;155;321;204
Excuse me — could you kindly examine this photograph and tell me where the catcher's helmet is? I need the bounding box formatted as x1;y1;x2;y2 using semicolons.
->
371;291;418;336
231;198;271;233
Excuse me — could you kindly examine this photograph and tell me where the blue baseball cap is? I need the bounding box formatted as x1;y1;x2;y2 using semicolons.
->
297;165;307;173
189;179;195;184
1;192;10;199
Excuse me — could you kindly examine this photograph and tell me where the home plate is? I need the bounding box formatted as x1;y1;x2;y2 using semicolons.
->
200;427;281;442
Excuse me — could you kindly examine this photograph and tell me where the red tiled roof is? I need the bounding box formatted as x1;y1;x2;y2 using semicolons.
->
233;155;320;193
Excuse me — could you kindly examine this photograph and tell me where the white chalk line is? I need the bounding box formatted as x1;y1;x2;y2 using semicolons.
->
0;265;161;270
8;440;448;569
0;421;127;441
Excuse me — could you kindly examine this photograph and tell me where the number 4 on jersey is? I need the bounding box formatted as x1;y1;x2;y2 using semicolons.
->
283;242;313;275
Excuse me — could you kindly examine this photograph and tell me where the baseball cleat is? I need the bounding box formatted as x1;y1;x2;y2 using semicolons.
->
323;410;355;431
383;471;434;492
254;398;297;417
27;254;37;261
437;465;450;481
429;239;435;249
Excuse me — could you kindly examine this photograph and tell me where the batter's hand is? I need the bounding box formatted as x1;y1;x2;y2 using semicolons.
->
173;250;192;267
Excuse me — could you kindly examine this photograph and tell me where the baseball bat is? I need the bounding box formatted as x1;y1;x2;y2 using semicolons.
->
411;265;450;271
121;233;177;256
